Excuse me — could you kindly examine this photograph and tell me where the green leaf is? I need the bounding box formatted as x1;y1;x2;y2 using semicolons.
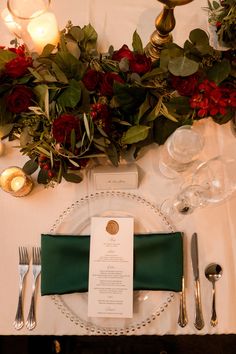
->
57;79;82;109
40;44;56;57
33;85;49;111
114;82;146;113
37;168;49;184
153;117;181;145
145;97;162;122
105;143;119;166
23;159;39;175
80;24;98;53
168;56;199;77
63;171;83;183
121;125;150;145
0;49;16;71
189;28;209;45
207;59;231;85
66;40;81;59
132;30;143;54
0;124;14;138
52;62;69;83
69;26;84;42
70;128;76;151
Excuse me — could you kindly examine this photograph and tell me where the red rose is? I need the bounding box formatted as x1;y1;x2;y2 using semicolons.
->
52;114;81;144
100;72;124;96
171;74;199;96
112;45;134;61
5;55;32;79
83;69;103;91
129;53;151;75
6;85;33;113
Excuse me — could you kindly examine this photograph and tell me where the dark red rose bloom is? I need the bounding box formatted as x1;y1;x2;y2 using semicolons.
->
100;72;124;96
5;55;32;79
82;69;103;91
52;114;81;144
6;85;33;113
129;53;151;75
112;44;134;61
90;103;111;133
8;45;27;57
171;73;199;96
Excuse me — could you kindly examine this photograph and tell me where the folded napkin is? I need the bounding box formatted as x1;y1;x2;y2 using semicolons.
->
41;232;183;295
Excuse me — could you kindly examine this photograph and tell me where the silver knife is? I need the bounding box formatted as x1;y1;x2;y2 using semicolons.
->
191;232;204;330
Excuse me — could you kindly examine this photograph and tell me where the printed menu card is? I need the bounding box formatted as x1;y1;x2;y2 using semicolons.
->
88;217;134;318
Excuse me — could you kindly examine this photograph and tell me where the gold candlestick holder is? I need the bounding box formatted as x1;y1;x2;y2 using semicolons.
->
146;0;194;61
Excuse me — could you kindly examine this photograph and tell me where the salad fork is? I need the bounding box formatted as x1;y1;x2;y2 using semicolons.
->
13;246;29;330
26;247;41;330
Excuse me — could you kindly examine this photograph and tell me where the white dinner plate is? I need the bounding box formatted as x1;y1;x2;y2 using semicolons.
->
50;190;176;335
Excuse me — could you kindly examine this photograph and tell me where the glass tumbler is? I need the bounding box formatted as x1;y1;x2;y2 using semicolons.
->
158;125;204;179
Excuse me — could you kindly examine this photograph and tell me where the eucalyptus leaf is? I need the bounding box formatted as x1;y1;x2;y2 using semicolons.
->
168;56;199;77
66;40;81;59
37;168;49;184
40;44;56;57
23;159;39;175
0;124;14;138
63;171;83;183
121;125;150;145
57;79;82;109
207;59;231;84
69;26;84;42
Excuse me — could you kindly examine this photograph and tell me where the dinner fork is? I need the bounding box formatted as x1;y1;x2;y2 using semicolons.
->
26;247;41;330
13;246;29;330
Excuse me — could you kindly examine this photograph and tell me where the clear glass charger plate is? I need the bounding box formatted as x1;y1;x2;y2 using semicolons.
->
50;190;176;335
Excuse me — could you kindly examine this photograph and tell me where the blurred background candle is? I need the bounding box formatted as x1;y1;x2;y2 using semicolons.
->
7;0;59;53
27;11;59;53
0;166;33;197
1;7;22;37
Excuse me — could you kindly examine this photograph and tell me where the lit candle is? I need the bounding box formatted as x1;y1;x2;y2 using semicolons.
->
1;8;22;37
0;166;33;197
27;11;59;53
11;176;25;192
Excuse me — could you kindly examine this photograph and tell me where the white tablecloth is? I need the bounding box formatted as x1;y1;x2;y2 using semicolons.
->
1;0;236;336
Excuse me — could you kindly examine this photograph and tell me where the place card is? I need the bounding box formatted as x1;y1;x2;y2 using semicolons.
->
92;164;138;190
88;217;134;318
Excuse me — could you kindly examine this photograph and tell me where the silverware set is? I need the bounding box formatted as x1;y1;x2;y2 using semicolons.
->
13;246;41;331
178;232;223;330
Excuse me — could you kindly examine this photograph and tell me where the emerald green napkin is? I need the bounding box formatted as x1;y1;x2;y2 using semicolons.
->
41;232;183;295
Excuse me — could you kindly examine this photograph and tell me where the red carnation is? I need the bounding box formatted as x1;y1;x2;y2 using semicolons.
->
90;103;111;133
100;72;124;96
52;114;81;145
6;85;33;113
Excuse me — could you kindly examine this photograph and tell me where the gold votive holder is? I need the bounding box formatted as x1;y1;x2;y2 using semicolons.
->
0;166;33;197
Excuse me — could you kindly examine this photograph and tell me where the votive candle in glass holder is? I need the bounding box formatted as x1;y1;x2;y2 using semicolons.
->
0;166;33;197
7;0;59;54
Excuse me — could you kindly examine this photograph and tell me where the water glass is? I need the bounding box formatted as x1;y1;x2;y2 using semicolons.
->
158;125;204;179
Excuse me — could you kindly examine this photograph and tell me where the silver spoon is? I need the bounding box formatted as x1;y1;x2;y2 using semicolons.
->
205;263;223;327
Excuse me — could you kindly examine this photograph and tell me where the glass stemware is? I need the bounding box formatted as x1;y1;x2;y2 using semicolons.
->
161;155;236;222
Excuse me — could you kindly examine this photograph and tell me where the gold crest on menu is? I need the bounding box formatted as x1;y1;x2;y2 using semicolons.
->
106;220;119;235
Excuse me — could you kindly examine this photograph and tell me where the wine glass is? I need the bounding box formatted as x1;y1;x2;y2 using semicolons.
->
160;155;236;222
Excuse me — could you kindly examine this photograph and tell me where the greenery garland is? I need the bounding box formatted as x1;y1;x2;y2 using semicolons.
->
0;21;235;185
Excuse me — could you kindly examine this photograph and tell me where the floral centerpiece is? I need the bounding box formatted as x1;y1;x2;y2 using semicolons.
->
0;22;235;185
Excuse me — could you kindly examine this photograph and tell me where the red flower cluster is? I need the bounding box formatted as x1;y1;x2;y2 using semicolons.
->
90;103;111;133
112;44;151;75
190;79;236;118
6;85;33;113
4;45;32;79
52;114;81;144
171;73;199;96
83;69;124;96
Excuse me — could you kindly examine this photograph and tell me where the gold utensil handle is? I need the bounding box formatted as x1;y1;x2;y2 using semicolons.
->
178;276;188;327
194;280;204;330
